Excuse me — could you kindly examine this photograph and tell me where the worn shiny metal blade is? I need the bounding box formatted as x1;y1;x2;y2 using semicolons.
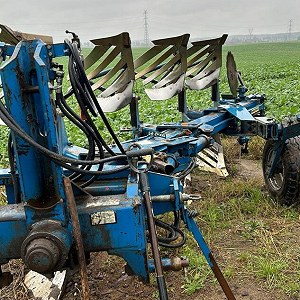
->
97;81;134;112
135;34;190;100
186;68;220;90
145;74;184;100
186;34;227;91
85;32;135;113
196;141;229;177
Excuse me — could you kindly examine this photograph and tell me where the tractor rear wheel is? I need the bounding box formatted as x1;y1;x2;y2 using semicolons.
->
262;137;300;205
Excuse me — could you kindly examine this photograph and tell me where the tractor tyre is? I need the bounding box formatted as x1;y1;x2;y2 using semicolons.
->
262;137;300;206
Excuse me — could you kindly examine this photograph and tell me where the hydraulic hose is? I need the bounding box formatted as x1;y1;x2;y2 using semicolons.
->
0;102;129;175
65;40;125;154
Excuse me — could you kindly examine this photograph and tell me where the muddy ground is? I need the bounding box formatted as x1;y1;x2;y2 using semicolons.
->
0;159;298;300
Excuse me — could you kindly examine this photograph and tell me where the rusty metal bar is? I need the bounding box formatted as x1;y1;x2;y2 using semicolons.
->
140;172;168;300
209;253;236;300
0;24;53;45
64;177;90;300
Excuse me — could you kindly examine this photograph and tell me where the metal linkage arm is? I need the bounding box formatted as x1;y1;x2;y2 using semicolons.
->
182;208;236;300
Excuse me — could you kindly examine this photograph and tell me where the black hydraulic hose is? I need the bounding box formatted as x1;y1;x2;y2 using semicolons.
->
65;40;125;154
7;133;21;203
55;157;129;175
55;92;99;181
68;57;96;116
67;64;116;157
68;44;124;154
56;92;99;160
0;101;127;167
173;211;180;229
58;91;106;159
63;56;121;182
0;108;129;174
57;93;109;185
67;52;117;157
178;158;196;180
155;218;186;249
155;219;178;242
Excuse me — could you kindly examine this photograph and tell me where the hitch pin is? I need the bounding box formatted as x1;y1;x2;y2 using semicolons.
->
151;193;201;202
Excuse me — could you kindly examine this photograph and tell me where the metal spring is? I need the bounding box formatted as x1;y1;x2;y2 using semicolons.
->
188;209;198;218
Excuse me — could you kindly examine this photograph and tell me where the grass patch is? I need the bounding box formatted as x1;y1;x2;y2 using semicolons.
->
181;242;212;295
186;167;300;297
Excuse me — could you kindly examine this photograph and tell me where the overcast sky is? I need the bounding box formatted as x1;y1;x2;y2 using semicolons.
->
1;0;299;43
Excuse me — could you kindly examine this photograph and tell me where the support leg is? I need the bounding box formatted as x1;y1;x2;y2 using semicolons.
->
182;209;236;300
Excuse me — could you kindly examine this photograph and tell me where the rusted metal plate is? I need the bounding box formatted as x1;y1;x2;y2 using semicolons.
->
17;31;53;44
0;24;19;45
90;210;116;225
0;24;53;45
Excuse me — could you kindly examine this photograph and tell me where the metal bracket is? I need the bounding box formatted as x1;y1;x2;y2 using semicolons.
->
219;104;255;121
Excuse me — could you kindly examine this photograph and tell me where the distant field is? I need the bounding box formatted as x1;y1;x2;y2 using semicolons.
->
221;42;300;119
130;41;300;123
1;41;300;299
1;41;300;166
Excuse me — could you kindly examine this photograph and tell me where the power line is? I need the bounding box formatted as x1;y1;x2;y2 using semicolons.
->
248;28;254;40
7;15;142;27
288;19;293;40
144;10;150;46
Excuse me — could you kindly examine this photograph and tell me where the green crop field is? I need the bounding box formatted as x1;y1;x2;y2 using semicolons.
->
222;42;300;119
70;42;300;150
1;41;300;299
1;41;300;166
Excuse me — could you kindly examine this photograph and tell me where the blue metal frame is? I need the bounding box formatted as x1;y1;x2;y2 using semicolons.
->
0;40;214;284
0;36;299;299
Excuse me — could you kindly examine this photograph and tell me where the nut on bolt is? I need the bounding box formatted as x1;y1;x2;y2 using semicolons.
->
167;257;189;271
